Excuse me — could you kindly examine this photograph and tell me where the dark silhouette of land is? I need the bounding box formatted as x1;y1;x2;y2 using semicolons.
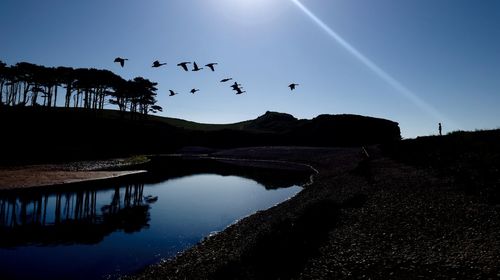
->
126;136;500;280
0;107;400;164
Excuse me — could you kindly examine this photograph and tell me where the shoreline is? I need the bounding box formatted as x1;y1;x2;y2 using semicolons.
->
127;146;500;279
0;157;150;191
2;146;499;279
0;170;147;191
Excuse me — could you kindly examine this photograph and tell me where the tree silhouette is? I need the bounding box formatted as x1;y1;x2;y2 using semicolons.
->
0;60;162;115
0;60;6;105
56;66;76;108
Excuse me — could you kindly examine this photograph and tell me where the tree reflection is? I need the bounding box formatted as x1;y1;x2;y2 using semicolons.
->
0;184;150;247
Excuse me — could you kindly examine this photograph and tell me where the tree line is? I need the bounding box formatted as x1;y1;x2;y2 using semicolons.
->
0;60;162;114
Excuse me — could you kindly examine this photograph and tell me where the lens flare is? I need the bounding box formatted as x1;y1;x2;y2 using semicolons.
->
290;0;454;128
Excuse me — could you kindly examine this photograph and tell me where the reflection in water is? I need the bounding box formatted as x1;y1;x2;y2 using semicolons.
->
0;184;151;247
0;157;311;280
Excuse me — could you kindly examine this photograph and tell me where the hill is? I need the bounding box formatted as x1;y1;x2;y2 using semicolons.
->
0;107;401;163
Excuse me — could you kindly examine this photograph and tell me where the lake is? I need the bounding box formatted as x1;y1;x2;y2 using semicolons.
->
0;157;310;280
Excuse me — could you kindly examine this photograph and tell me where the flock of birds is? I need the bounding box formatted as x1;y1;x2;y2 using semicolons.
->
113;57;299;96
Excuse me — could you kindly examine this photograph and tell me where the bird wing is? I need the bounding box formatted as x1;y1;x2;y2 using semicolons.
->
180;64;188;71
120;60;124;67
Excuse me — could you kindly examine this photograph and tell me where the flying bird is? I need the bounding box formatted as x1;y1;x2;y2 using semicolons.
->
288;83;299;91
234;87;246;95
177;62;191;71
205;63;218;71
152;60;167;68
192;62;203;71
220;78;233;83
169;90;179;96
190;88;200;94
114;57;128;67
231;82;242;90
230;82;245;94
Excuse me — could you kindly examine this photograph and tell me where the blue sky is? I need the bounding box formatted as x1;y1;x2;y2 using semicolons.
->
1;0;499;138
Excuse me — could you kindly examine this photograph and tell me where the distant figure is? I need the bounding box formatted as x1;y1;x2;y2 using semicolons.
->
439;123;442;136
288;83;299;91
114;57;128;67
205;63;218;71
169;90;179;96
190;88;200;94
220;78;233;83
152;60;167;68
192;62;203;71
177;62;191;71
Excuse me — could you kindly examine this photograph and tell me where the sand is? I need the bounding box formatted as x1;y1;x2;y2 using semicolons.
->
0;158;147;190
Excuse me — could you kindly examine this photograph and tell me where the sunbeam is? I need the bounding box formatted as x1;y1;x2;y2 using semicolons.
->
290;0;455;128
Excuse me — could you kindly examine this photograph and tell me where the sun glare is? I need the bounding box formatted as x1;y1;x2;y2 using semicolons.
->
211;0;280;15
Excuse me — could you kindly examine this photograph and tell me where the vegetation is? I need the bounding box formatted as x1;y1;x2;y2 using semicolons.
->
0;108;401;163
0;60;161;114
383;129;500;204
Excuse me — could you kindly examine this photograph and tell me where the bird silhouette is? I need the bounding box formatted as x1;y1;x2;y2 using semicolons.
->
231;82;242;90
230;82;245;94
190;88;200;94
152;60;167;68
192;62;203;71
234;87;246;95
114;57;128;67
205;63;218;71
169;90;179;96
220;78;233;83
177;62;191;71
288;83;299;90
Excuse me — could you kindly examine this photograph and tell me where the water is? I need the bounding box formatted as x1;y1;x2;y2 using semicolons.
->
0;157;309;279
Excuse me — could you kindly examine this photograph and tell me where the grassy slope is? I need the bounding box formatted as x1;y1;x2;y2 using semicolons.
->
383;129;500;204
0;107;401;162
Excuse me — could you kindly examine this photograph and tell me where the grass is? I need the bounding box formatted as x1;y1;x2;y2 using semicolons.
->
383;128;500;204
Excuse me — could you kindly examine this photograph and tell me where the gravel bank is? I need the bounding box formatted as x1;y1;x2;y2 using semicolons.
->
125;146;500;279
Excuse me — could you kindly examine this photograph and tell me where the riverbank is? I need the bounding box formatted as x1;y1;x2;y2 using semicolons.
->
126;146;500;279
2;144;499;279
0;157;148;190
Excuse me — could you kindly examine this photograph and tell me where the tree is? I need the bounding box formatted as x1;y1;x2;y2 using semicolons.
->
56;66;76;108
0;61;7;105
0;60;163;115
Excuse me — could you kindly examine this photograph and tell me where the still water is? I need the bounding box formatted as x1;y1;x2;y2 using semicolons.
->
0;158;308;279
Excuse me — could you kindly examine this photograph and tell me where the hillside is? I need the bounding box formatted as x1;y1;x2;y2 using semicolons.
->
0;107;401;163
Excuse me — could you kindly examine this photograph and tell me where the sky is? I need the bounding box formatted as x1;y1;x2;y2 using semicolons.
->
1;0;499;138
